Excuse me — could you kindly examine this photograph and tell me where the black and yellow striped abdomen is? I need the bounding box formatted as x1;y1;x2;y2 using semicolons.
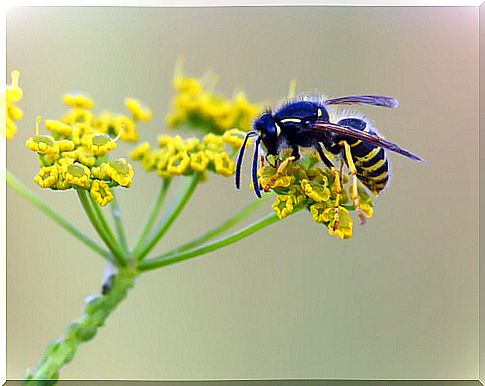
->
337;118;389;193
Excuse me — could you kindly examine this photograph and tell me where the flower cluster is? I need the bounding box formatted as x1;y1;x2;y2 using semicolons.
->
25;93;150;206
130;129;248;179
166;70;261;134
259;150;375;239
4;70;23;139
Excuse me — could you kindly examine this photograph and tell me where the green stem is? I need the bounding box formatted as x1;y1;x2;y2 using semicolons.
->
89;195;118;248
77;190;125;267
5;170;111;261
110;193;129;254
138;211;287;272
133;178;171;255
24;266;138;385
171;197;266;255
134;174;200;261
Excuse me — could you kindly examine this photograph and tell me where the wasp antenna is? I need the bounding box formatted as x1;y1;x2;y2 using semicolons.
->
252;137;262;198
235;131;257;189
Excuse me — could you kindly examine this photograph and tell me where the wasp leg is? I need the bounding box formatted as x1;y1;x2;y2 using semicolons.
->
340;140;366;225
315;143;342;230
262;156;296;192
276;156;295;176
291;145;301;161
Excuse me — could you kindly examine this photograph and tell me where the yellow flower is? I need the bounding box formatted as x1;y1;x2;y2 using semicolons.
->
167;152;191;176
272;195;294;219
63;92;94;109
173;76;203;95
105;158;134;187
8;103;23;121
213;152;234;176
26;135;59;155
261;174;293;192
3;70;23;139
356;185;374;219
125;98;152;121
86;134;117;156
57;140;75;152
301;179;330;203
183;137;200;152
90;165;107;180
90;180;113;206
328;207;353;240
6;70;23;102
77;149;97;167
288;186;307;206
71;122;95;148
62;109;94;125
34;166;59;188
190;151;209;172
45;119;73;136
115;115;137;142
5;118;17;140
222;128;247;148
4;71;23;139
54;179;72;190
166;110;187;127
167;70;260;134
309;202;328;224
130;142;151;161
92;111;114;134
203;133;224;148
64;162;91;188
142;151;164;172
359;201;374;219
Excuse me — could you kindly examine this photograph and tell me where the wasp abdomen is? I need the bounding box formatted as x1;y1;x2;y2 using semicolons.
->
337;118;389;194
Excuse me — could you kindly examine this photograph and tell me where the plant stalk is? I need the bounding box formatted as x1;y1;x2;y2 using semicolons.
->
24;266;138;385
138;211;286;272
5;170;111;260
134;174;200;261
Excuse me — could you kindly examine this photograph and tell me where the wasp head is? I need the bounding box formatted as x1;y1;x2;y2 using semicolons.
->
235;112;280;198
254;113;279;156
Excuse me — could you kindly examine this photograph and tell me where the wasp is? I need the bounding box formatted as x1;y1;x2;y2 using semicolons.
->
235;95;424;223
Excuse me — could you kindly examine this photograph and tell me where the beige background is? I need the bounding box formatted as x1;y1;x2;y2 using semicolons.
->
7;6;479;380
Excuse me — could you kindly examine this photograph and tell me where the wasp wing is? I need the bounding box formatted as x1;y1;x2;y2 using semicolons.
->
312;121;424;162
325;95;399;109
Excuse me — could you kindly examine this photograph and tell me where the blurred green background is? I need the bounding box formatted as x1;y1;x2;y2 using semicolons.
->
6;6;478;380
